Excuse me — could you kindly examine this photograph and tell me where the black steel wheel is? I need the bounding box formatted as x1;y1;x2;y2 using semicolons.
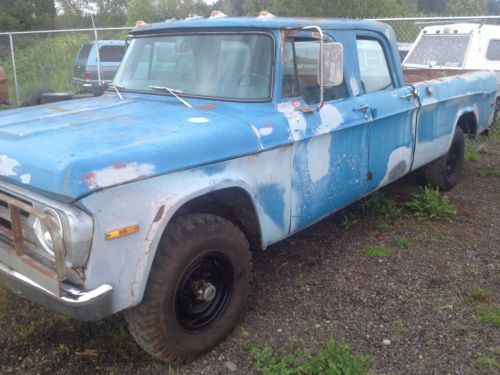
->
125;213;252;364
423;126;464;191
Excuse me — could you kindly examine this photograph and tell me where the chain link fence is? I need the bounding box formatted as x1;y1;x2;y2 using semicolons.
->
0;16;499;106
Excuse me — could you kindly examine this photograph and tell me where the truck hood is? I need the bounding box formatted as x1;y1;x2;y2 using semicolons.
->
0;94;273;200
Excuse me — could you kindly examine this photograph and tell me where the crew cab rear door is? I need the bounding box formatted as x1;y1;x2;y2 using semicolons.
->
353;32;419;193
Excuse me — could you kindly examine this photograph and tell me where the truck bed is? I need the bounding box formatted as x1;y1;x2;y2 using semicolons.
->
403;68;475;84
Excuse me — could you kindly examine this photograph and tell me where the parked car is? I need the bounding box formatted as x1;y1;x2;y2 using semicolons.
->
73;40;126;94
0;14;497;364
0;65;8;104
403;23;500;120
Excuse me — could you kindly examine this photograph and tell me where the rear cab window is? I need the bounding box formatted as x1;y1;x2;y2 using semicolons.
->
98;45;126;63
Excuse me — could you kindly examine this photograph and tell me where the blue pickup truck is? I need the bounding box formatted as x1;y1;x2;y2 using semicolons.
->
0;15;497;363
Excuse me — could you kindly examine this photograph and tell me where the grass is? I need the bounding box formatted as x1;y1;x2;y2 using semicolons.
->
475;357;500;369
465;149;480;162
469;285;493;302
252;340;372;375
485;169;500;177
340;214;358;230
363;246;391;257
395;237;411;250
476;305;500;328
404;186;456;220
359;191;401;221
392;321;406;336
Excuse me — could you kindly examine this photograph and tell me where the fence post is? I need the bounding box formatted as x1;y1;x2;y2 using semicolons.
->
8;33;20;105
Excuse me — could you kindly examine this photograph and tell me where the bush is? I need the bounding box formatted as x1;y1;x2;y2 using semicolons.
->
404;186;456;220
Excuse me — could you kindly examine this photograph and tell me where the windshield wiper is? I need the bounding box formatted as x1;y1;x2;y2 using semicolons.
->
149;86;193;108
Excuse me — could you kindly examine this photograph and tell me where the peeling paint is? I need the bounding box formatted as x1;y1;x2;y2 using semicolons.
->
0;155;20;176
350;77;359;96
20;174;31;184
84;163;156;189
317;104;344;133
378;146;412;187
307;136;331;182
188;117;210;123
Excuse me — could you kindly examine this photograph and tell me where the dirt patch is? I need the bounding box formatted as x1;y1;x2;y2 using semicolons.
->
1;137;499;374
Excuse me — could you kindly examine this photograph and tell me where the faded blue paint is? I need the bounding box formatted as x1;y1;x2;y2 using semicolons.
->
0;17;497;317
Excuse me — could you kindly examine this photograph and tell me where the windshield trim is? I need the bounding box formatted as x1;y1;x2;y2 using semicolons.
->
114;30;276;103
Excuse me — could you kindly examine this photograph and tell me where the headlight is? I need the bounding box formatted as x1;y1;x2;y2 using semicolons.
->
33;208;63;257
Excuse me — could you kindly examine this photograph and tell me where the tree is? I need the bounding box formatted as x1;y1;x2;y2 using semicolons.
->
0;0;56;32
446;0;488;15
126;0;211;24
417;0;446;14
127;0;157;24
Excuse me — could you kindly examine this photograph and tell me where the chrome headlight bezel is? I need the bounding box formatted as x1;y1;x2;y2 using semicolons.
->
32;208;64;258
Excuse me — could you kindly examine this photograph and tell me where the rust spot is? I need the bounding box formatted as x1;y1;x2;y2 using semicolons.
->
154;205;165;222
198;103;217;110
113;162;128;169
84;172;96;187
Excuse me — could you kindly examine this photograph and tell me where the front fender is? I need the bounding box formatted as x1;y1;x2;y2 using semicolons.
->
77;146;292;314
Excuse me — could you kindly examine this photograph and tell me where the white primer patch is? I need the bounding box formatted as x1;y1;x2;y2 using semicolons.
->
413;134;451;170
0;155;20;177
277;102;307;140
350;77;359;96
317;104;344;134
307;136;332;183
188;117;210;123
259;125;273;136
86;163;156;189
378;146;412;187
20;174;31;184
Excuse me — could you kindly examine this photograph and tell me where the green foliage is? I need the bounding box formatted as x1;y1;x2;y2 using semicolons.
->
360;191;401;221
475;357;500;369
446;0;488;16
340;214;359;230
0;0;56;32
465;149;480;162
363;246;391;257
392;321;406;336
469;285;493;302
252;340;372;375
395;237;411;250
485;170;500;177
404;187;456;221
126;0;210;25
476;305;500;328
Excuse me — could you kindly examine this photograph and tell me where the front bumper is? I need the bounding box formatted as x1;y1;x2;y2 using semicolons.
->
0;261;113;321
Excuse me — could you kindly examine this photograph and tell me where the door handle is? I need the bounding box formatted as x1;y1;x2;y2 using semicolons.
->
353;104;370;119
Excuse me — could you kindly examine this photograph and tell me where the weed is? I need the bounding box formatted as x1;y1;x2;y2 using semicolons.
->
363;246;391;257
294;275;306;287
469;285;493;302
392;321;406;336
476;305;500;328
252;340;372;375
375;221;391;230
475;357;500;369
340;214;358;230
395;237;411;250
465;149;480;162
485;169;500;177
404;186;456;220
359;191;401;221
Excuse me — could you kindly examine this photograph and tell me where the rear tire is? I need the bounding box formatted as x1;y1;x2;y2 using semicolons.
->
423;126;464;191
125;213;252;364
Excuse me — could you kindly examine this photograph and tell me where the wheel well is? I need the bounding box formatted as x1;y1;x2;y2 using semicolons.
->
457;112;477;136
172;188;262;250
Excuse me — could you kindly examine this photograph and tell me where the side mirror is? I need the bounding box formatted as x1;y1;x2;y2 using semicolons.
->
321;42;343;87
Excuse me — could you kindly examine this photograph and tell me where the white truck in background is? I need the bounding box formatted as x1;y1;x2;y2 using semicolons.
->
403;23;500;120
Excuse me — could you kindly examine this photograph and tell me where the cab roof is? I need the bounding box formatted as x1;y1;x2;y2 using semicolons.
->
130;16;392;36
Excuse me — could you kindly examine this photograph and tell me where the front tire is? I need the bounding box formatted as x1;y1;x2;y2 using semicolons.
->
423;126;465;191
125;213;252;364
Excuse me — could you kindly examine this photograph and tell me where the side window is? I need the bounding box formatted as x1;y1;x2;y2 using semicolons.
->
486;39;500;61
282;39;348;104
356;38;393;93
98;45;126;63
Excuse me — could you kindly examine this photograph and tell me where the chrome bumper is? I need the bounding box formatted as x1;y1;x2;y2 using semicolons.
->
0;261;113;321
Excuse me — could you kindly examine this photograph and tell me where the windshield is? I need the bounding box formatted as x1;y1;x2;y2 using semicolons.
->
113;33;273;100
404;34;471;68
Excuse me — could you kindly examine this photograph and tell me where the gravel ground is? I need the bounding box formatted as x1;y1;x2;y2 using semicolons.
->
1;135;499;374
